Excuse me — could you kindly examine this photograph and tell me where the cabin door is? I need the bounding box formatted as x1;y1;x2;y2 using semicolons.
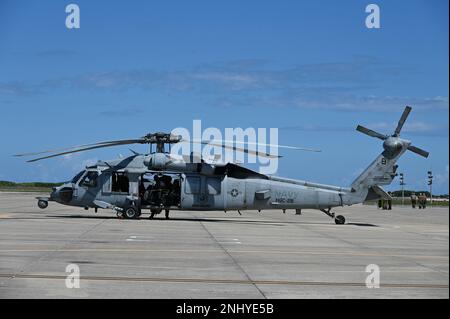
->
224;176;246;210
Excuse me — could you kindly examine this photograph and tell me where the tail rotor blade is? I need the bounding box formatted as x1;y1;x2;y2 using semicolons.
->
394;106;412;136
407;145;429;158
356;125;387;140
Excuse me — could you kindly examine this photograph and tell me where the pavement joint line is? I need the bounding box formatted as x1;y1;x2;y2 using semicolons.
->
197;218;267;299
0;273;447;289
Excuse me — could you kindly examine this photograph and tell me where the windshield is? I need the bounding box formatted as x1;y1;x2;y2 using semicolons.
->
71;171;85;183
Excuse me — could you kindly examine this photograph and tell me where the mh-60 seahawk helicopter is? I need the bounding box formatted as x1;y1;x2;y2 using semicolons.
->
15;106;428;224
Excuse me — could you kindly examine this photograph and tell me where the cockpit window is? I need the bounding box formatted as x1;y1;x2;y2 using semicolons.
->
71;171;85;184
79;171;99;188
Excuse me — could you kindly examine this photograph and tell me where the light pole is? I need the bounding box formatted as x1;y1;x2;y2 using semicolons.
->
399;173;405;206
428;171;433;206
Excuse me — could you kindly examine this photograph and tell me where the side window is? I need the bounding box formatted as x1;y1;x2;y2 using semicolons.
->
79;171;98;188
103;173;111;193
185;177;200;194
206;178;221;195
112;173;129;193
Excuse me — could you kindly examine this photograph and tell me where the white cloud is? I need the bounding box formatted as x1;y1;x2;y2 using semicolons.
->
365;121;448;137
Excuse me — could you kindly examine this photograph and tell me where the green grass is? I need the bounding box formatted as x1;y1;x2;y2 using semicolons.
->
364;199;449;207
0;181;63;193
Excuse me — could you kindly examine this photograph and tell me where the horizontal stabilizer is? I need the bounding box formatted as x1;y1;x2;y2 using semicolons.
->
365;185;392;201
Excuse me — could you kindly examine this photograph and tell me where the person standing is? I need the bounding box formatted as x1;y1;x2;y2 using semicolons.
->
382;199;388;210
410;192;418;208
387;192;393;210
418;193;427;209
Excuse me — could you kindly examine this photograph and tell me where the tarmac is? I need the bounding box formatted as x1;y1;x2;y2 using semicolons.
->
0;192;448;299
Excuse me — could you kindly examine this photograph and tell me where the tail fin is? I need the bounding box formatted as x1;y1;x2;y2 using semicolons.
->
351;106;429;196
351;152;401;192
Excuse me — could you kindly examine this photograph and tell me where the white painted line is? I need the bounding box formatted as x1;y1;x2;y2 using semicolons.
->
126;236;153;242
218;241;242;244
126;238;152;242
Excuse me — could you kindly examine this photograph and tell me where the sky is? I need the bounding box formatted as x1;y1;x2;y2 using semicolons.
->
0;0;448;194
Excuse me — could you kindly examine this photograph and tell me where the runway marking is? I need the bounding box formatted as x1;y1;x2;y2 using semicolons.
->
0;248;447;260
218;242;242;244
218;238;241;244
125;235;154;242
0;273;447;289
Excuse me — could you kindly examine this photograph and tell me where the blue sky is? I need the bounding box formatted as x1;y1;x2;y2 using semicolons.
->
0;0;448;193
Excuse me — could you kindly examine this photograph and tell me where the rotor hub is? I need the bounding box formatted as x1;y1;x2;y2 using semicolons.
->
141;132;182;153
142;132;182;144
383;137;406;158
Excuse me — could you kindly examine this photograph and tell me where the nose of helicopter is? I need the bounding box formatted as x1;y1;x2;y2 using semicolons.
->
49;186;59;201
50;184;74;203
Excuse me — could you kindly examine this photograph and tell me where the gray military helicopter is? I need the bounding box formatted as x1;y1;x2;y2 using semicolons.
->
15;106;428;224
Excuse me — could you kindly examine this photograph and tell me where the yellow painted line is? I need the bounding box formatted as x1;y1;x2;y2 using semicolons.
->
0;273;447;289
0;248;447;260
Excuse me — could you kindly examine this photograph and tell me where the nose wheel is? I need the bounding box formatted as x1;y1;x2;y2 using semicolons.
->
37;200;48;209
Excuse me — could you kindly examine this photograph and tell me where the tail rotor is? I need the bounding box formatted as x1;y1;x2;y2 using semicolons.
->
356;106;429;158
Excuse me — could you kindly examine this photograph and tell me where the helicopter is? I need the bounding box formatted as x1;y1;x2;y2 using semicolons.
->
14;106;428;224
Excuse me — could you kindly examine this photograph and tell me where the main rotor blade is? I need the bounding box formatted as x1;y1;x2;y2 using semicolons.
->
14;139;145;157
204;141;282;159
183;139;321;159
216;140;321;152
394;106;412;136
407;145;429;158
183;139;321;152
356;125;387;140
26;139;144;162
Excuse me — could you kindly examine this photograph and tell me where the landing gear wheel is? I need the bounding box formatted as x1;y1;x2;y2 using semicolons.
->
37;200;48;209
335;215;346;225
124;207;138;219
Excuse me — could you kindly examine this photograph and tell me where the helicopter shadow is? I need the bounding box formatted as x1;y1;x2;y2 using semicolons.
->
45;214;379;227
346;222;378;227
47;214;288;226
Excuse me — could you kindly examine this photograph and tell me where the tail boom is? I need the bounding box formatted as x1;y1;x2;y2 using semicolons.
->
350;138;410;202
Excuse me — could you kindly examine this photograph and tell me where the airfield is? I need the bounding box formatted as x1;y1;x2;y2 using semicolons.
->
0;192;448;299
